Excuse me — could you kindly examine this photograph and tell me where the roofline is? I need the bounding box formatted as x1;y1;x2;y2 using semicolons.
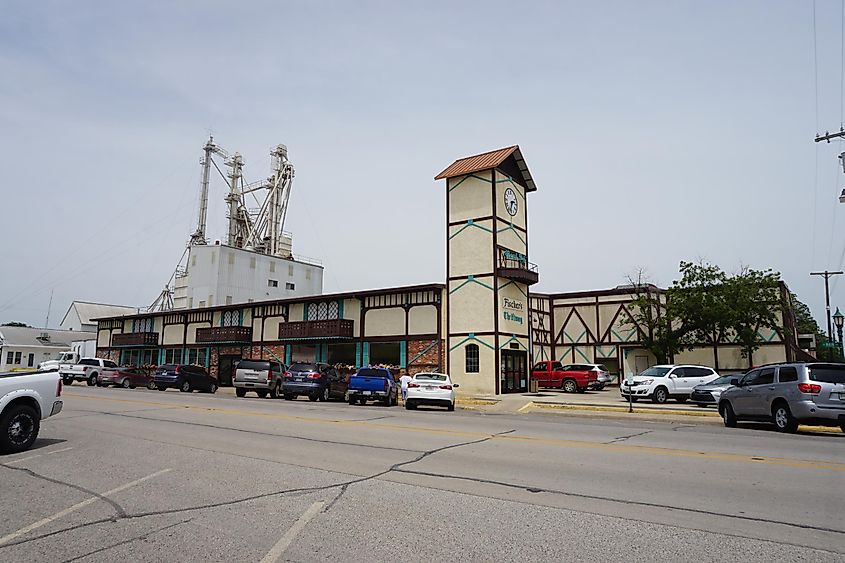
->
60;301;137;327
92;282;447;322
531;285;666;300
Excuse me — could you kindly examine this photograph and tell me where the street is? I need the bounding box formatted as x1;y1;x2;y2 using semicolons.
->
1;386;843;562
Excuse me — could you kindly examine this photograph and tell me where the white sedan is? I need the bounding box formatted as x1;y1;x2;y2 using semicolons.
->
405;372;458;411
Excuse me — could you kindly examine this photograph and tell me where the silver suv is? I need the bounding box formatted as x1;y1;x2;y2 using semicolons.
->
233;359;285;398
718;363;845;433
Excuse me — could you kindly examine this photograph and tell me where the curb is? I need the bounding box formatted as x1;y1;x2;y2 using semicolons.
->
530;402;720;417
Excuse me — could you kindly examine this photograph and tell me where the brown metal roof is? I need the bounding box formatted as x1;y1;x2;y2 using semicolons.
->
435;145;536;191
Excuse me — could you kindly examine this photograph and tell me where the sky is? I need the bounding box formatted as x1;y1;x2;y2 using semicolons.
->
2;0;845;332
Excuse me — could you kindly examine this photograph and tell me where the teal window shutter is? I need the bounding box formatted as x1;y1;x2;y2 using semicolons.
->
400;341;407;368
355;343;361;367
285;346;292;365
362;342;370;366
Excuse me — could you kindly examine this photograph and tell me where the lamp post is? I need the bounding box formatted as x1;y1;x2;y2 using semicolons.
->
833;308;844;359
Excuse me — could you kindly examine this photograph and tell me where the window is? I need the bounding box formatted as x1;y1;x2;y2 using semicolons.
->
132;318;153;333
551;362;563;371
286;282;296;290
270;261;276;273
306;269;312;281
465;344;479;373
808;365;845;384
686;367;713;377
186;348;208;367
198;300;206;308
225;296;233;305
532;363;546;372
670;367;687;377
164;349;182;364
268;279;279;288
778;367;798;382
222;310;239;326
14;352;21;364
744;368;774;386
288;264;294;276
6;351;13;364
307;301;340;321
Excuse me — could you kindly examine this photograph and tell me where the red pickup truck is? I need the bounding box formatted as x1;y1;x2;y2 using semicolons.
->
532;361;597;393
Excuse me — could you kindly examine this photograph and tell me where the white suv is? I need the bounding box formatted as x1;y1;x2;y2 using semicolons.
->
621;364;720;404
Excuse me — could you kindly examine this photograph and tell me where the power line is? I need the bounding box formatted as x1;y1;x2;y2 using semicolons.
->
810;270;844;343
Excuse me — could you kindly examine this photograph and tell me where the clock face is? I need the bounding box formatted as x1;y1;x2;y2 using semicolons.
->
504;187;518;216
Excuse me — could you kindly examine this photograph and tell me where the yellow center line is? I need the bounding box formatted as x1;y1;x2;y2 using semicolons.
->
63;392;845;472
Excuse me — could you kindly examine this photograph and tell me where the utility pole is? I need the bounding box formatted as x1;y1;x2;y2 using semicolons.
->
815;128;845;143
810;271;843;346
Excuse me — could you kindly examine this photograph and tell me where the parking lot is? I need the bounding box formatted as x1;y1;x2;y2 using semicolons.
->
1;385;843;562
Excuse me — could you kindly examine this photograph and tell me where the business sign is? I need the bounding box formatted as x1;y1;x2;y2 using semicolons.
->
502;297;525;325
501;249;527;263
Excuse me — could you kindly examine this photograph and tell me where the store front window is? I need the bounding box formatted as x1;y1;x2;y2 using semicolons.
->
328;344;356;366
369;342;400;366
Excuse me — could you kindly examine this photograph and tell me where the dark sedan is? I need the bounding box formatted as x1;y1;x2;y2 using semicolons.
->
281;362;346;402
154;364;218;393
98;367;155;389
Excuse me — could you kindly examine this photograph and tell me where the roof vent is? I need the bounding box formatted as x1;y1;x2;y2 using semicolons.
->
37;332;50;342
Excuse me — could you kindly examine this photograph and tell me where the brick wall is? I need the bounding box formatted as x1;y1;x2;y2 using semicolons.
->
406;339;444;374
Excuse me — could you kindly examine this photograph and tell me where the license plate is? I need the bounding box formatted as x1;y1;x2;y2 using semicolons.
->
295;377;304;382
362;391;371;395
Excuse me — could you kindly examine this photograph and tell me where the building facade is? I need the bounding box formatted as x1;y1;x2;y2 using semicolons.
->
94;145;807;394
0;326;95;371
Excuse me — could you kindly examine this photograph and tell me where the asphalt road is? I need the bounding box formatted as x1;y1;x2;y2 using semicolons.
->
1;386;843;562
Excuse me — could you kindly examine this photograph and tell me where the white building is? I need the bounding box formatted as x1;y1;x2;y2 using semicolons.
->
60;301;137;332
172;243;323;309
0;326;95;370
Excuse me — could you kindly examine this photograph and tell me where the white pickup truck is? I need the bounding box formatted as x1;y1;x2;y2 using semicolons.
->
0;370;63;453
59;358;118;386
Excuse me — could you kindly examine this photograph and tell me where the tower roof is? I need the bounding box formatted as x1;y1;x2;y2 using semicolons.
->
435;145;536;191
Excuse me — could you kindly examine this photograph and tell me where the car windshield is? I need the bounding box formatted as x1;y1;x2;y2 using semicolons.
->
638;367;670;377
289;363;318;372
415;374;447;381
238;360;270;371
808;365;845;384
710;375;737;385
158;364;177;371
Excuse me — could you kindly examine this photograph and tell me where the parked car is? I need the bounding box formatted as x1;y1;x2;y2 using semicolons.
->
59;357;119;386
0;370;63;453
233;359;285;398
621;365;720;404
98;367;155;390
718;363;845;433
153;364;218;394
347;367;398;406
38;340;96;372
281;362;345;402
531;361;597;392
405;372;458;411
690;373;743;407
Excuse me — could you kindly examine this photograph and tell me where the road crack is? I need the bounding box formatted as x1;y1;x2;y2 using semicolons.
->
604;430;652;444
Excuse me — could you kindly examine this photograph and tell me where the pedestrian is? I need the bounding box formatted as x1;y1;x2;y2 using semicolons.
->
399;371;413;403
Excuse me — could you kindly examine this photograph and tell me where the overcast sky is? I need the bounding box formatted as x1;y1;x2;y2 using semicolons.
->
2;1;845;331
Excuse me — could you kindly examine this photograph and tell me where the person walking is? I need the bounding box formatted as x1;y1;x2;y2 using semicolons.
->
399;371;413;404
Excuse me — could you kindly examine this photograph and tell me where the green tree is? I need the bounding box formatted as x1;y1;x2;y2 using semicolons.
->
728;267;783;368
624;271;685;364
1;321;30;327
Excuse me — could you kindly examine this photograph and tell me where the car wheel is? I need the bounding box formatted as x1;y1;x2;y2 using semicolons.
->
676;397;688;403
180;381;191;393
719;402;737;428
87;373;98;386
129;385;137;389
405;401;416;410
349;396;357;405
0;404;40;454
447;401;455;412
575;386;586;394
209;383;218;394
595;384;605;391
696;403;708;408
308;393;319;402
63;377;73;385
257;390;269;399
652;387;668;404
839;421;845;433
270;382;281;399
157;385;167;391
321;387;330;402
147;380;157;390
121;378;130;389
772;402;798;433
563;379;577;393
284;393;295;401
358;398;367;406
235;388;246;398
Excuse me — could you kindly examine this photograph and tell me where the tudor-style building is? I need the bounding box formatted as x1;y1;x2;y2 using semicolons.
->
94;145;808;394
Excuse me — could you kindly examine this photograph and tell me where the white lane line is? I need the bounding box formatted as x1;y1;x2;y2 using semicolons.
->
2;447;73;466
0;468;172;546
259;501;324;563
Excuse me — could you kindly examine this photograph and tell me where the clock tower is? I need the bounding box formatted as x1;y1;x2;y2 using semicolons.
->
435;146;538;395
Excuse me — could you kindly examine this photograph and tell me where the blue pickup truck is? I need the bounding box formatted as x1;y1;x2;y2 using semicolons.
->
347;367;398;406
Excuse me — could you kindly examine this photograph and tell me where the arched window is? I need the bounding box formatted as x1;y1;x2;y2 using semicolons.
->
465;344;479;373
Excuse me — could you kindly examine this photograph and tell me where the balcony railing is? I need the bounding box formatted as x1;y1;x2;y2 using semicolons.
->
195;326;253;344
496;247;539;285
112;332;159;347
277;319;354;340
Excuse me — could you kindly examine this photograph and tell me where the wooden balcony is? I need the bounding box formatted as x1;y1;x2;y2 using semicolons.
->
196;326;253;344
277;319;354;340
112;332;159;347
496;247;539;286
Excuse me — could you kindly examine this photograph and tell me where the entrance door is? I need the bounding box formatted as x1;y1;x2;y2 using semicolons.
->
501;350;528;393
218;355;241;387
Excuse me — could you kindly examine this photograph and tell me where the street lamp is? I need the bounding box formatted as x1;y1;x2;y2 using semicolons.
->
834;307;844;357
